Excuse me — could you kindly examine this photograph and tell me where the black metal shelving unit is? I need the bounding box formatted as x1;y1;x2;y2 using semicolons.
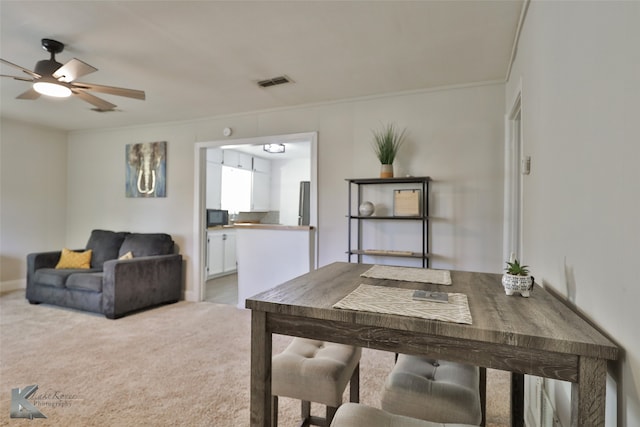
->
346;176;431;268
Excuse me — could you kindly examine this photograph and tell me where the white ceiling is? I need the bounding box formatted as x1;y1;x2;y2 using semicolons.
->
0;1;524;132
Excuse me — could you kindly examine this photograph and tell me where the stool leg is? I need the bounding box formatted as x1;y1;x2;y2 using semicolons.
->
349;363;360;403
326;406;338;426
301;400;311;425
272;395;278;427
480;367;487;427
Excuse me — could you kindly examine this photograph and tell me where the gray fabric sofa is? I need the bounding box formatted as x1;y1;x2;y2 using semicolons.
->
26;229;183;319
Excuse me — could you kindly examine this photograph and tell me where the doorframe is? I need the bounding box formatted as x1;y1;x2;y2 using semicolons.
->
191;132;318;302
503;82;524;263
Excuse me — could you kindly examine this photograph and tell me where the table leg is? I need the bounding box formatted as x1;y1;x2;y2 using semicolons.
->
571;356;606;427
250;311;272;427
511;372;524;427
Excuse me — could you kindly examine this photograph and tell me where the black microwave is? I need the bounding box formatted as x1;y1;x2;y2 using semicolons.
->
206;209;229;227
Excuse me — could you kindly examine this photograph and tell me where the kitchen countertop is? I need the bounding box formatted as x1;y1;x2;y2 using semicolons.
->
232;223;314;231
206;225;236;231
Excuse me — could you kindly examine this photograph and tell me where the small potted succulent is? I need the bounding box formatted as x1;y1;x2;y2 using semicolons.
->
502;258;535;297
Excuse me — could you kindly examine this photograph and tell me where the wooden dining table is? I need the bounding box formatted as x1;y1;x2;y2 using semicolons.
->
245;262;619;427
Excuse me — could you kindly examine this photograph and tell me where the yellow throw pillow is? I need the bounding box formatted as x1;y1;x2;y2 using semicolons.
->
55;248;92;269
118;251;134;260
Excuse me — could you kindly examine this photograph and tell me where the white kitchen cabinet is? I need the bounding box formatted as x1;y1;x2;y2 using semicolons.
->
206;229;237;279
222;150;252;169
206;148;223;164
222;149;238;167
251;171;270;211
207;231;224;278
223;231;237;272
252;157;271;174
250;157;271;212
206;161;222;209
238;153;252;170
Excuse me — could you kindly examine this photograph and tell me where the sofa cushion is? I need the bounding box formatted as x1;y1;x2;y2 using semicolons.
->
86;230;129;269
34;268;101;288
55;248;92;269
66;273;104;292
118;233;174;257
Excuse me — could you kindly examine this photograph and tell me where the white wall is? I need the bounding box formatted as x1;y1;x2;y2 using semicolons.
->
11;83;503;300
270;157;311;225
506;1;640;425
0;118;68;291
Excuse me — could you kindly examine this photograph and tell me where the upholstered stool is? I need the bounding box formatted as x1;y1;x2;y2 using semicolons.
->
381;355;484;426
272;338;361;426
329;403;476;427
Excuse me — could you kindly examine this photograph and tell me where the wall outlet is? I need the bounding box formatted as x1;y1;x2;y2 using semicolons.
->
521;156;531;175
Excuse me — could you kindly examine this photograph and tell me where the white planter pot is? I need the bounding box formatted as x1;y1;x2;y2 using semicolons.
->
502;273;534;297
380;164;394;178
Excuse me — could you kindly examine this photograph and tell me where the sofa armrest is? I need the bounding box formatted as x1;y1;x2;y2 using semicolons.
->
101;254;183;319
27;251;62;271
26;250;65;302
27;251;63;288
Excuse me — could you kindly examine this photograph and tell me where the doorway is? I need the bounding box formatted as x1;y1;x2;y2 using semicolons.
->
503;90;524;262
193;132;318;303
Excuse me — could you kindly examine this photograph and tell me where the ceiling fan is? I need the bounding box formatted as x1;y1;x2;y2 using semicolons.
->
0;38;145;111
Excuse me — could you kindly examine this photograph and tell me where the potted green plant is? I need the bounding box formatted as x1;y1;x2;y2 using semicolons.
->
372;123;406;178
502;258;535;297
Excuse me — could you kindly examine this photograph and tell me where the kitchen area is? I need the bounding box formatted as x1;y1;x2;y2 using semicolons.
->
204;139;315;307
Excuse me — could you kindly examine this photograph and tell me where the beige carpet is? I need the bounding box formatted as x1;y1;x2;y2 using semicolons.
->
0;290;510;426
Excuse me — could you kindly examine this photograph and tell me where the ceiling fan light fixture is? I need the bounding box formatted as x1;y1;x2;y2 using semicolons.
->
2;38;145;110
33;81;71;98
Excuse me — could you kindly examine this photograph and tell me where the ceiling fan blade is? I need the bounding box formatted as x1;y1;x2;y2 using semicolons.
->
72;89;117;110
71;82;145;100
53;58;97;82
16;88;41;100
1;74;34;82
1;58;41;79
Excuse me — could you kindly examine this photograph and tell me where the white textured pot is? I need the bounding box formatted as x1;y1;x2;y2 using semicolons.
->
380;164;394;178
502;273;534;297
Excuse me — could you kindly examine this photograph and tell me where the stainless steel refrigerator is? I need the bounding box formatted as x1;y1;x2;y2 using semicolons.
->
298;181;310;226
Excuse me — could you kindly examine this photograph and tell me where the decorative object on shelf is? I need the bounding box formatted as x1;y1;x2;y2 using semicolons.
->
393;189;421;216
371;123;406;178
363;249;413;256
502;256;534;297
358;201;375;216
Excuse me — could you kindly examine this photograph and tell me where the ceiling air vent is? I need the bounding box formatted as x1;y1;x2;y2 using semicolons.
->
257;75;292;88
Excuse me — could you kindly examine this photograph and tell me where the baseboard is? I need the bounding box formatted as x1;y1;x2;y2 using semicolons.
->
0;279;25;294
183;289;198;302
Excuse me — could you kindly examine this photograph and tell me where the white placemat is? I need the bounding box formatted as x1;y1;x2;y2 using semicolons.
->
360;265;452;285
333;284;472;325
